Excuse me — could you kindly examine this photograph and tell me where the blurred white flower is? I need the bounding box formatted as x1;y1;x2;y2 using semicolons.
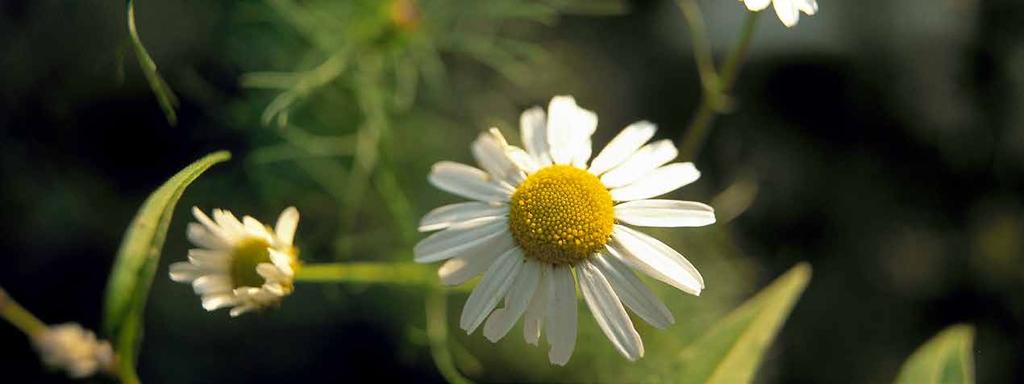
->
741;0;818;27
170;207;300;317
415;96;715;365
33;323;114;378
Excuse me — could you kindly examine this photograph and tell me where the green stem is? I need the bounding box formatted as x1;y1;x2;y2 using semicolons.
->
294;262;438;286
426;290;473;384
676;0;719;93
0;288;47;338
679;11;760;161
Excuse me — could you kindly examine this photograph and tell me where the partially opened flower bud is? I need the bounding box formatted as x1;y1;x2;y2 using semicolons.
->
32;323;115;379
169;207;301;317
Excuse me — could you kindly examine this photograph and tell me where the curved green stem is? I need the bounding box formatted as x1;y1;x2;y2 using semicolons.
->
676;0;719;93
426;290;474;384
679;11;760;161
0;288;47;338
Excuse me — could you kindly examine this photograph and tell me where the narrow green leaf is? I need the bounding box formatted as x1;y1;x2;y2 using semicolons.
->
668;262;811;384
102;151;231;382
894;324;975;384
127;0;179;126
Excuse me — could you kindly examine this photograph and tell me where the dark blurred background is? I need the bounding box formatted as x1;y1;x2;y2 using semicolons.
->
2;0;1023;383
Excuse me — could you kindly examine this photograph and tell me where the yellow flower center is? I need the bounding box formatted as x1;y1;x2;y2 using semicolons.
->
229;237;299;291
230;238;273;289
508;165;615;265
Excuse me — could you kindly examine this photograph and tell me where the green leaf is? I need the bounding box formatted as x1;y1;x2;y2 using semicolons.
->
102;151;231;383
894;324;975;384
667;262;811;384
127;0;179;126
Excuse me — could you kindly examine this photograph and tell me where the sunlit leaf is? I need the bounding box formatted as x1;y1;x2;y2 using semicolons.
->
894;324;975;384
102;151;231;383
127;0;180;125
663;262;811;384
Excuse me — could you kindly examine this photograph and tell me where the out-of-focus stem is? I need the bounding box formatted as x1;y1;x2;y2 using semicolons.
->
0;288;47;338
679;11;760;161
294;262;438;285
676;0;719;93
426;290;473;384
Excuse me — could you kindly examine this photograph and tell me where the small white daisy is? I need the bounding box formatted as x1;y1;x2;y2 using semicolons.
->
741;0;818;27
415;96;716;365
169;207;300;317
33;323;115;378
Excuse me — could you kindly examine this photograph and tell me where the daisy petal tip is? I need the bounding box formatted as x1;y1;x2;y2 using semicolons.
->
549;352;570;366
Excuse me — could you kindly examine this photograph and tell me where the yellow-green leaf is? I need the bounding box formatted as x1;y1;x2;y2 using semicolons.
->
127;0;179;125
102;151;230;383
668;262;811;384
894;324;975;384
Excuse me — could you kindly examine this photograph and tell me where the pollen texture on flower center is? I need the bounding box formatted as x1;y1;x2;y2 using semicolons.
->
509;165;614;265
230;238;272;288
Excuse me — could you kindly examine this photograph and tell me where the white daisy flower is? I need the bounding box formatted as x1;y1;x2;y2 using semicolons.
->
415;96;716;365
33;323;115;378
741;0;818;27
169;207;300;317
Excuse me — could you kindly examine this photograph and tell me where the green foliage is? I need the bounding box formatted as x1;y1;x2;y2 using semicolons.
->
654;262;811;384
102;151;231;383
894;324;975;384
127;0;179;126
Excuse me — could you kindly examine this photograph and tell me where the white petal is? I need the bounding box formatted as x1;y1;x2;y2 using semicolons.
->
268;249;294;276
593;251;674;328
213;209;246;237
201;294;237;311
774;0;800;27
588;121;657;176
610;163;701;201
413;217;509;263
256;263;285;281
418;202;507;232
796;0;817;14
229;304;257;317
578;260;644;361
546;96;580;165
274;207;300;246
169;262;202;282
506;146;541;174
438;234;515;286
191;207;230;243
571;137;595;169
520;106;551;166
570;112;598;168
545;265;578;366
472;128;526;185
243;216;267;237
743;0;771;11
263;282;285;296
484;260;542;342
459;248;524;334
192;275;233;295
523;265;549;345
600;140;678;188
610;225;704;295
546;96;597;166
187;223;229;250
614;200;716;227
428;161;513;203
188;249;230;270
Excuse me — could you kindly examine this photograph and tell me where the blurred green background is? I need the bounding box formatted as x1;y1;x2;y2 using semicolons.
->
1;0;1023;382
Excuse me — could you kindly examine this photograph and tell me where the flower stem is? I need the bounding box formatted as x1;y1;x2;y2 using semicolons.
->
426;290;473;384
0;288;47;338
676;0;719;93
679;10;760;161
294;262;438;286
